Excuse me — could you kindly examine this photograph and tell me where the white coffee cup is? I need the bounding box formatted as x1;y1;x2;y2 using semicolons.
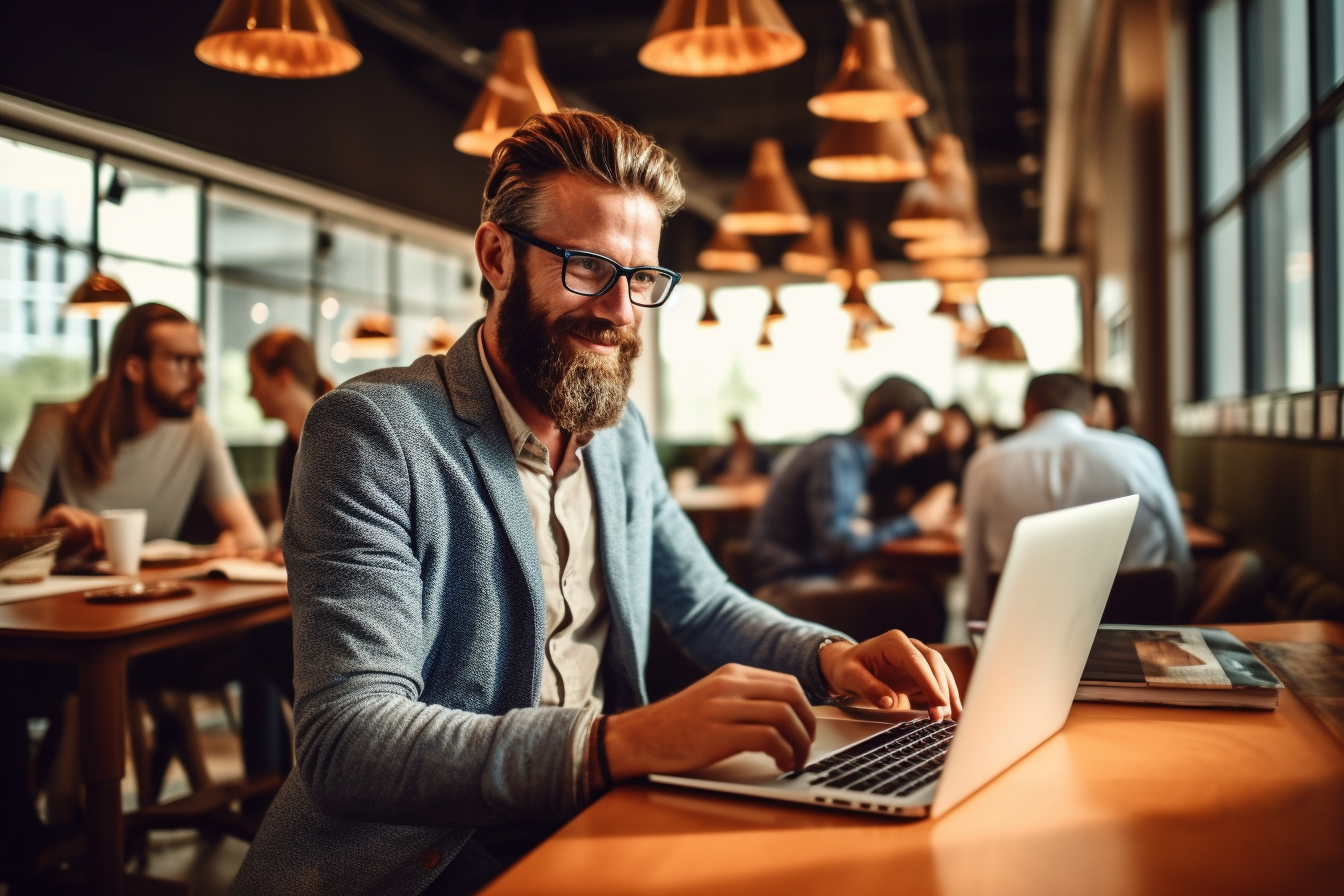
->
100;509;147;576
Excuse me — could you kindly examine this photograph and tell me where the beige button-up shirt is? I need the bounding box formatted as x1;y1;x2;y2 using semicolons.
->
477;330;610;713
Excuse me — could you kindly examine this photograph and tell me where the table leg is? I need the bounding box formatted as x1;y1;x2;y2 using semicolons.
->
79;642;129;896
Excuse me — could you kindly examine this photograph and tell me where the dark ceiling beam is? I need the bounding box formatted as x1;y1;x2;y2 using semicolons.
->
335;0;726;222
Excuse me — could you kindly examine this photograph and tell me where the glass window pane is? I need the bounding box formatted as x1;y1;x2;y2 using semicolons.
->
1203;210;1244;397
1255;151;1314;391
209;187;312;286
98;159;200;265
1323;0;1344;96
323;222;388;298
0;131;94;246
1200;0;1242;209
1248;0;1310;161
98;256;199;321
0;238;93;465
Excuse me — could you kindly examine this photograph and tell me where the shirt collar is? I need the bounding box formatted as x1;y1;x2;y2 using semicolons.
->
1027;409;1088;433
476;327;593;469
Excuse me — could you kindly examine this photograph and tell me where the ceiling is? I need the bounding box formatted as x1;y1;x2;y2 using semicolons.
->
342;0;1053;271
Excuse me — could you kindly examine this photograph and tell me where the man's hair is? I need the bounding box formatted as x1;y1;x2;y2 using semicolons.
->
249;328;333;399
861;376;933;428
1026;373;1093;416
69;302;191;485
479;110;686;301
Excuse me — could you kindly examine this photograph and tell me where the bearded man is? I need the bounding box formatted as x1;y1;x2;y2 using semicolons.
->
233;111;960;896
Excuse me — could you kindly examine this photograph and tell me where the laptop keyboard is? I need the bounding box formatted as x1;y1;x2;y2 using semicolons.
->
799;717;957;797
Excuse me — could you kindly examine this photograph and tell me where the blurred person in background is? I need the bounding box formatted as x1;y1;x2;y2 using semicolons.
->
1088;381;1138;437
0;301;265;555
870;403;979;518
961;373;1190;620
248;328;333;534
750;376;958;595
698;416;772;486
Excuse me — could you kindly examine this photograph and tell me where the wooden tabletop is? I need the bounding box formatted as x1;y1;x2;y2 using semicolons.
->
482;621;1344;896
672;480;771;514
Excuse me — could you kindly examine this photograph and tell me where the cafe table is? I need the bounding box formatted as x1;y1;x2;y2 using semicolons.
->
0;567;291;895
482;620;1344;896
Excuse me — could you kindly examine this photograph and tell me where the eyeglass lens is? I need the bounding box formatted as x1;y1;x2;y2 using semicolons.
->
564;255;675;306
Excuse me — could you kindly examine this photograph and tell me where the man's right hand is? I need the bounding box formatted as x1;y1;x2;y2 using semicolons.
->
603;665;817;780
39;504;104;555
908;481;957;535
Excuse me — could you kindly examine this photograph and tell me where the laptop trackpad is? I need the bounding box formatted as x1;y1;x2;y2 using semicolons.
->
676;716;896;784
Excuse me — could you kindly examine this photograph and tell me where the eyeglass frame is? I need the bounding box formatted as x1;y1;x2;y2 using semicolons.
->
500;225;681;308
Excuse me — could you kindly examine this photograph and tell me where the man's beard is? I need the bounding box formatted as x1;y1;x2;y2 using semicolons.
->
495;276;641;434
144;379;197;419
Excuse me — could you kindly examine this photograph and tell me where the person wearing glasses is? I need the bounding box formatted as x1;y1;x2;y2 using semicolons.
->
233;111;960;896
0;301;264;556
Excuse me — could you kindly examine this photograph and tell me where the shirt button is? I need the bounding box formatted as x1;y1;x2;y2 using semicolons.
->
421;848;441;869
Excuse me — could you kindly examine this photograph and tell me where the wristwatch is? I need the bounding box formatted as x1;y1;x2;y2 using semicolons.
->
816;636;853;698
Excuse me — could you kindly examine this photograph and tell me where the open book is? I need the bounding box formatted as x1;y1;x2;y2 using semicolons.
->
190;557;288;584
1076;625;1283;709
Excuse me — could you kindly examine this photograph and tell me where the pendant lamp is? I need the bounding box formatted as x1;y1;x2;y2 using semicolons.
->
917;257;987;283
720;140;810;235
808;19;926;121
809;118;926;183
781;214;837;275
423;318;456;355
699;295;720;326
757;323;774;348
65;273;132;316
889;134;977;239
973;325;1028;363
347;310;398;359
838;219;881;292
902;217;989;260
940;280;981;303
454;30;561;158
196;0;361;78
639;0;806;77
765;291;786;323
847;318;869;351
931;295;960;317
841;280;879;323
697;225;761;272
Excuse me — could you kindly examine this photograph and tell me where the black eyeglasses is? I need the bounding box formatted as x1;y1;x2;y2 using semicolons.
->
502;226;681;308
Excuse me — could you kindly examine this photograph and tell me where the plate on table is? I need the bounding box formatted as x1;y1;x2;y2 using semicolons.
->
84;580;195;602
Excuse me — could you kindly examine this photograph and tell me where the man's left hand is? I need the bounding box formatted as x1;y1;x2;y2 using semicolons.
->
818;632;963;722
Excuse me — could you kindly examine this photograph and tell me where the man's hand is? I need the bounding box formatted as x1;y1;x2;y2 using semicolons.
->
908;481;957;535
39;504;104;555
818;632;963;722
604;665;817;780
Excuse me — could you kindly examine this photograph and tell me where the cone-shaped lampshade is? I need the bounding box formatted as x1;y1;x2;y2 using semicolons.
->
347;310;398;359
810;118;926;182
757;323;774;348
838;219;881;292
808;19;926;121
940;280;981;303
423;318;456;355
974;325;1028;362
841;280;878;323
639;0;806;77
65;273;132;316
931;296;959;317
765;292;786;322
196;0;361;78
781;214;837;275
902;217;989;260
697;225;761;272
720;140;811;235
699;295;720;326
889;134;977;239
954;302;990;347
847;318;869;351
454;30;561;158
917;257;987;283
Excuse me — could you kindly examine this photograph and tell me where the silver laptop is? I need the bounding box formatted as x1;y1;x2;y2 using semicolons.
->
650;495;1139;819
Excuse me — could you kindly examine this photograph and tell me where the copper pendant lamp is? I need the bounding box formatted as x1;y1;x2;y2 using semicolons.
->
836;219;881;293
699;295;720;326
757;323;774;348
809;118;926;183
765;291;786;323
347;310;398;359
454;30;561;158
639;0;806;77
841;280;879;323
847;318;870;351
781;214;837;275
697;225;761;272
902;218;989;260
720;140;811;235
808;19;927;121
917;257;987;283
423;318;456;355
973;325;1029;363
196;0;361;78
65;272;132;316
889;134;977;239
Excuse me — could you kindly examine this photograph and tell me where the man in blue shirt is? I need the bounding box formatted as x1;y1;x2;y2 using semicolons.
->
750;376;957;592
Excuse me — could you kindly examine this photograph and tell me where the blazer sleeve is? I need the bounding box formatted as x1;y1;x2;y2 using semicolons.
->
632;412;844;701
285;388;590;828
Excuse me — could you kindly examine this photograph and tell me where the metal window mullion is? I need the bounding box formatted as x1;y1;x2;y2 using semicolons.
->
1239;0;1261;394
1311;0;1340;385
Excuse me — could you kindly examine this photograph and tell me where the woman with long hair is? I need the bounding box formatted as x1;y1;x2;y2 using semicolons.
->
248;328;332;519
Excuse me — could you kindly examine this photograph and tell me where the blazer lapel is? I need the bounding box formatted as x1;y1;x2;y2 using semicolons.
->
584;427;640;695
438;322;548;696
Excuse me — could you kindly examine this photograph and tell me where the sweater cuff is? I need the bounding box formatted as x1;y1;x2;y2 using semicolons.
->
567;707;601;812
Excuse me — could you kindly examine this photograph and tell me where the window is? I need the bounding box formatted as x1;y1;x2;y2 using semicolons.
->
1199;0;1242;209
1203;209;1245;397
1246;0;1310;161
1253;151;1314;391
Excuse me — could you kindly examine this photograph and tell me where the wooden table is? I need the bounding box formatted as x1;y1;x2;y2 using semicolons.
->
0;572;291;895
673;481;770;549
483;621;1344;896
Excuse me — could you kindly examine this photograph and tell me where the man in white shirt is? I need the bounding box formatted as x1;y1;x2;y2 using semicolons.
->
961;373;1192;620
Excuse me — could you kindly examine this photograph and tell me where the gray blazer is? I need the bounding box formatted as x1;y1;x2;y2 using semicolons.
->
232;321;840;895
